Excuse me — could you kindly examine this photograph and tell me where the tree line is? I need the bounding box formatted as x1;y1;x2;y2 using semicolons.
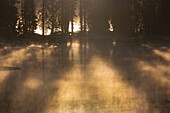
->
0;0;170;37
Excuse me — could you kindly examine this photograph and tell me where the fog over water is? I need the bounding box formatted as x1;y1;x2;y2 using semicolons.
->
0;38;169;113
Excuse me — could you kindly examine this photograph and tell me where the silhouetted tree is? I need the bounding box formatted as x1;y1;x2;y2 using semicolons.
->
45;0;58;35
2;0;170;37
79;0;89;34
70;0;77;33
0;0;18;36
42;0;45;36
159;0;170;34
89;0;110;34
110;0;135;35
80;0;83;32
51;0;55;34
58;0;77;35
22;0;37;34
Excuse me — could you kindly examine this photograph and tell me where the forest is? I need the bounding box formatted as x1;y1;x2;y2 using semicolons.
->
0;0;170;38
1;1;170;113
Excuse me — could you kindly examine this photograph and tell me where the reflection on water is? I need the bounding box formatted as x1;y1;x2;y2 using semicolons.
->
24;77;43;90
48;56;148;113
153;49;170;62
0;71;10;84
139;61;170;85
0;39;170;113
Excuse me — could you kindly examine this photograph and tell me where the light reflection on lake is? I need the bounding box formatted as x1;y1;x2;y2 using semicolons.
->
0;38;169;113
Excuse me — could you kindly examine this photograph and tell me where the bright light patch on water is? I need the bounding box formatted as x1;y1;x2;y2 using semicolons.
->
67;42;71;47
0;48;31;85
72;41;80;48
24;77;42;90
0;71;10;84
47;56;149;113
139;61;170;86
28;44;43;48
112;40;116;45
153;49;170;62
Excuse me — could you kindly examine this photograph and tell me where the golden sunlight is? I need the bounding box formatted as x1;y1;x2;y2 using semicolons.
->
0;71;10;84
69;21;80;33
35;26;42;35
0;48;30;85
153;49;170;62
109;20;114;32
45;56;149;113
35;26;51;36
139;61;170;85
35;21;80;36
24;77;42;90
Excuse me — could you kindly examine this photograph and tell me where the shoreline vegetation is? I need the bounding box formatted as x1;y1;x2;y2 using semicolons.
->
0;0;170;43
0;34;170;48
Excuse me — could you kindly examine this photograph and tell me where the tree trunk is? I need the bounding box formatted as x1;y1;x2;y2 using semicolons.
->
80;0;83;32
61;0;64;34
42;0;45;36
70;0;74;33
51;0;55;35
84;0;87;34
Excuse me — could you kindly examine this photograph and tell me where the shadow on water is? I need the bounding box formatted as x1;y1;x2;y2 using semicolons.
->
93;39;170;113
0;66;21;71
0;37;170;113
0;42;75;113
0;38;94;113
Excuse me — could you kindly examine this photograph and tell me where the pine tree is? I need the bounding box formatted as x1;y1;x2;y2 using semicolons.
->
0;0;18;36
89;0;110;34
159;0;170;34
42;0;45;36
22;0;37;34
58;0;77;35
